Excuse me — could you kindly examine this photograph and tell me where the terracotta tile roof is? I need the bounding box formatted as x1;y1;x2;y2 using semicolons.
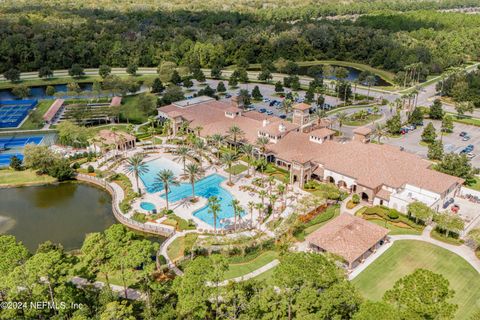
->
43;99;64;122
353;126;372;135
259;121;299;136
376;189;392;200
98;130;135;145
110;96;122;107
306;214;389;265
293;103;311;111
309;128;335;138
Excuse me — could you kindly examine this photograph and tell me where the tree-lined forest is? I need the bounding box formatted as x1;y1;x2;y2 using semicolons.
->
1;0;480;82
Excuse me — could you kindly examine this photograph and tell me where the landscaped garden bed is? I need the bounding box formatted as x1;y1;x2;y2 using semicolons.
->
356;205;424;235
293;205;340;241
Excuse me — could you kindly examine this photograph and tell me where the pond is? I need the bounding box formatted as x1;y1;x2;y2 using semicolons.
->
0;83;94;101
0;182;116;251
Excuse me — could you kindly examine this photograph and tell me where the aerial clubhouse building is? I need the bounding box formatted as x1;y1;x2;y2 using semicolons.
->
158;96;463;213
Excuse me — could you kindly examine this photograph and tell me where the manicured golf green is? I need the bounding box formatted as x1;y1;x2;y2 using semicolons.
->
352;240;480;319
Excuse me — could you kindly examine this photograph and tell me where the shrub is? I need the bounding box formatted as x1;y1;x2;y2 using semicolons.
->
346;200;357;209
87;165;95;173
387;209;399;220
352;194;360;204
132;212;148;223
72;162;80;169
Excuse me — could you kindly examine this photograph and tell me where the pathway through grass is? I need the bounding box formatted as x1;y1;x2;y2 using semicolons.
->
224;251;278;280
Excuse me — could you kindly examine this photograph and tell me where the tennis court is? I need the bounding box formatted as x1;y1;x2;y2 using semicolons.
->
0;135;44;166
0;99;38;128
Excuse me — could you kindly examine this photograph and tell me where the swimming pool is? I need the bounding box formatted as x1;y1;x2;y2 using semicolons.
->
140;202;156;211
161;174;242;228
139;158;243;228
139;157;183;193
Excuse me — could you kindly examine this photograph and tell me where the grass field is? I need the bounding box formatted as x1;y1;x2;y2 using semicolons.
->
223;251;278;280
226;164;248;175
366;218;422;235
466;176;480;191
0;168;56;186
352;240;480;319
19;100;52;130
167;233;198;262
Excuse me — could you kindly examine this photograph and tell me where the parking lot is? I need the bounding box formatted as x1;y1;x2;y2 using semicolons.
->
383;119;480;168
189;79;341;119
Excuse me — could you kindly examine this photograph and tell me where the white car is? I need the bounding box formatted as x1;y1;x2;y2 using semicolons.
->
467;152;476;159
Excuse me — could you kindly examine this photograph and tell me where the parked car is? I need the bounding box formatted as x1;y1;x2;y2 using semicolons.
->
269;100;277;106
462;135;471;141
467;144;474;150
459;131;467;137
263;98;270;103
279;114;287;119
259;108;267;113
443;198;454;209
451;204;460;213
225;93;232;98
467;152;476;159
266;110;274;115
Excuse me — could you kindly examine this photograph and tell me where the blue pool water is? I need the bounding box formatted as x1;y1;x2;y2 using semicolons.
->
140;202;156;211
139;158;183;193
139;158;243;228
0;83;94;101
162;174;242;228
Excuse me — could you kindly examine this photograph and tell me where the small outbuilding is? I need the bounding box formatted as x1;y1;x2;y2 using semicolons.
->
306;214;389;269
98;129;136;151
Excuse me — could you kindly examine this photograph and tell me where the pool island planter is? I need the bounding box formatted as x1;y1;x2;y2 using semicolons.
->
76;173;175;237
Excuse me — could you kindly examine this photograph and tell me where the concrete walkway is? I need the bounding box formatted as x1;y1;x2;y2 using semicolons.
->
71;276;145;301
349;226;480;280
209;259;280;287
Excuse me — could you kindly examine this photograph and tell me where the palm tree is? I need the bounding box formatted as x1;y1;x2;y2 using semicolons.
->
194;126;203;136
336;111;348;129
154;169;179;210
240;144;255;176
267;176;275;195
210;133;224;159
181;163;205;200
193;139;207;161
173;146;191;172
255;136;270;158
124;154;149;195
373;123;387;144
247;201;255;226
258;190;268;205
255;202;265;225
208;196;221;232
277;183;287;207
221;151;237;185
227;124;244;150
148;116;157;131
269;194;278;216
230;199;243;231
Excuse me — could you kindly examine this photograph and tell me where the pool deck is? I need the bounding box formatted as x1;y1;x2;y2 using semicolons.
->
119;152;266;231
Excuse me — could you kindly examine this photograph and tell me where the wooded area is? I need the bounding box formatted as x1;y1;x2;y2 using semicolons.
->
1;1;479;82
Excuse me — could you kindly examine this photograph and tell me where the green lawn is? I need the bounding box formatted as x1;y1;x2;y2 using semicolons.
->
446;112;480;127
0;168;56;187
366;218;422;235
20;100;52;130
466;176;480;191
352;240;480;320
167;233;198;262
90;123;130;134
226;164;248;175
223;251;279;280
344;114;382;126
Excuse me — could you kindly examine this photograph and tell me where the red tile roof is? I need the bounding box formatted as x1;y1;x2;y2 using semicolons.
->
110;96;122;107
306;214;389;265
43;99;64;122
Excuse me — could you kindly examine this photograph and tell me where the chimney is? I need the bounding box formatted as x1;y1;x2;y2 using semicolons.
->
263;119;270;127
279;123;286;132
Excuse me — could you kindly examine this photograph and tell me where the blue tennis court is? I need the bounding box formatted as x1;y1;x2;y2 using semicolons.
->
0;99;38;128
0;135;44;167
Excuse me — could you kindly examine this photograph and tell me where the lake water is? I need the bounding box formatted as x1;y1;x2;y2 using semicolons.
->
0;182;115;251
0;83;94;101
